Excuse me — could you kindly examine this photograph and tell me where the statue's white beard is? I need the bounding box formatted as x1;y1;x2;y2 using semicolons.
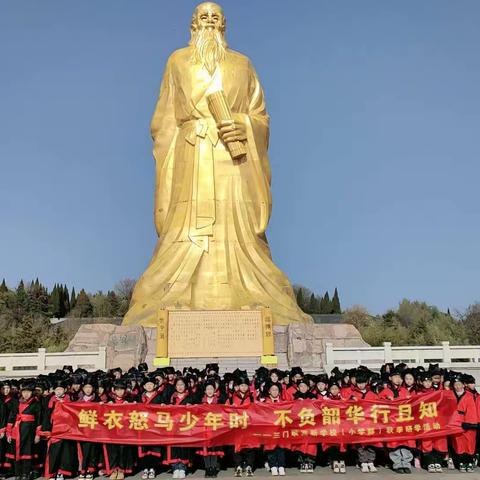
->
190;27;227;75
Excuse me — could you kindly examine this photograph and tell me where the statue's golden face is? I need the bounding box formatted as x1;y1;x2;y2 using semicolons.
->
193;2;225;33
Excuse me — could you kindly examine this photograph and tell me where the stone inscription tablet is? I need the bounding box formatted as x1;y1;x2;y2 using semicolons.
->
168;310;263;358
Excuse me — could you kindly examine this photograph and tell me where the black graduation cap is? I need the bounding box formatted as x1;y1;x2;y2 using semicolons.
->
418;371;433;382
402;368;416;379
113;379;128;390
83;374;98;389
396;363;408;372
152;368;165;378
62;365;73;373
164;367;175;375
329;367;341;378
355;371;370;384
264;380;282;392
204;377;218;389
206;363;219;373
35;380;48;392
141;375;156;387
138;362;149;372
98;378;112;390
290;366;303;377
256;366;269;377
389;367;402;377
369;378;384;394
451;373;464;384
71;374;85;385
463;374;476;385
234;370;250;386
316;374;329;384
21;380;36;391
53;379;69;390
296;377;310;387
328;377;341;388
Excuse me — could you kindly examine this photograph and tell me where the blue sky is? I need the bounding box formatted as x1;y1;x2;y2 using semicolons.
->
1;1;479;315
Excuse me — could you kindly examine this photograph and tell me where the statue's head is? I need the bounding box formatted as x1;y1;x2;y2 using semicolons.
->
190;2;227;75
191;2;226;35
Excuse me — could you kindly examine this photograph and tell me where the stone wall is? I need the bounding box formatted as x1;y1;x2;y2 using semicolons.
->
66;324;147;370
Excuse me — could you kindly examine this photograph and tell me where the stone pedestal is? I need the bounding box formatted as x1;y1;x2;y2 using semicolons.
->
66;321;368;373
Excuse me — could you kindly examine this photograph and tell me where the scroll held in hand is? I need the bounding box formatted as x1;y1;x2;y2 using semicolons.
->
207;90;247;160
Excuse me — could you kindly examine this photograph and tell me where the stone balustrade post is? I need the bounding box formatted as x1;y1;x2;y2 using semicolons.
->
98;346;107;370
37;348;46;372
441;341;451;366
383;342;393;363
325;342;334;373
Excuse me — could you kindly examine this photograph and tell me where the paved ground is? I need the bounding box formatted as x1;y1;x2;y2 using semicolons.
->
178;467;475;478
24;467;476;480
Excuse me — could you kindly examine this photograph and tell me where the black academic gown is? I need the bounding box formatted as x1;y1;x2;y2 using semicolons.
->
76;394;101;475
164;392;197;467
6;397;42;475
43;394;78;478
102;397;136;475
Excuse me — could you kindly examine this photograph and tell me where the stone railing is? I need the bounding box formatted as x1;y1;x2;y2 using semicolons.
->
0;347;107;378
324;341;480;373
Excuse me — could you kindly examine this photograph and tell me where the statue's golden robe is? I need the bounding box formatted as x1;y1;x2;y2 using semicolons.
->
123;47;310;325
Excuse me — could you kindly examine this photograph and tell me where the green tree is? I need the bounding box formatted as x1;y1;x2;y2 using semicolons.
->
70;286;77;309
49;284;62;318
63;284;71;315
331;287;341;314
461;303;480;344
321;291;331;313
107;290;119;316
69;289;93;317
295;287;305;311
15;280;28;321
307;293;319;314
0;279;7;294
27;279;49;316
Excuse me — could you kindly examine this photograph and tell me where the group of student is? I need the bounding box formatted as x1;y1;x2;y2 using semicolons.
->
0;361;479;480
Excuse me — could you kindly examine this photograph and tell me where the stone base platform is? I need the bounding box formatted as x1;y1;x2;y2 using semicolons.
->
67;321;367;373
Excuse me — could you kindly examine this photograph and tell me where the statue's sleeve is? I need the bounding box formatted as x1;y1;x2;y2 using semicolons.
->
242;62;272;235
151;56;178;236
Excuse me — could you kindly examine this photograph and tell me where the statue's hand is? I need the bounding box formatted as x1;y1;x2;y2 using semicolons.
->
218;114;247;144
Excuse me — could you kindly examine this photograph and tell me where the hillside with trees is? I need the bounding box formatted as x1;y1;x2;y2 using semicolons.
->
0;278;478;352
0;278;135;352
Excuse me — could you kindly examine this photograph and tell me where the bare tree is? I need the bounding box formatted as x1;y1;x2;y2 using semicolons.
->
114;278;136;302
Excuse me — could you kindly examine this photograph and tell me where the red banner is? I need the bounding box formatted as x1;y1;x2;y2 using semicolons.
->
51;391;462;449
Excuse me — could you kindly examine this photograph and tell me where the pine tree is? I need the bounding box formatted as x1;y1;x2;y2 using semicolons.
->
70;286;77;310
27;278;49;316
0;279;8;293
321;291;331;314
106;290;119;317
70;289;93;317
332;287;342;314
296;288;305;312
15;280;28;321
49;284;62;318
307;293;317;314
63;284;70;314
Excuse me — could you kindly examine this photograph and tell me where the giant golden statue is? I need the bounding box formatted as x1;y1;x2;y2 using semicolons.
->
123;2;310;326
